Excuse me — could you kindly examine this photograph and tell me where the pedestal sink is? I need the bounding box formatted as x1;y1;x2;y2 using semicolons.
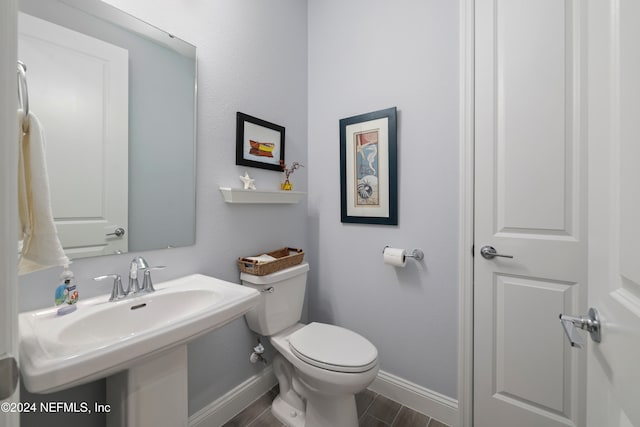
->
19;274;259;426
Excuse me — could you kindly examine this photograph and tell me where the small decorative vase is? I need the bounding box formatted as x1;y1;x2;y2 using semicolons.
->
281;180;292;191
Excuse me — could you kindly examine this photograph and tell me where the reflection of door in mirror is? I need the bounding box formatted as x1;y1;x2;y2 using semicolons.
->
18;12;128;259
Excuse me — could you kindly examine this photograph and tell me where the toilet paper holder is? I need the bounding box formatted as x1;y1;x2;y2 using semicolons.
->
382;245;424;261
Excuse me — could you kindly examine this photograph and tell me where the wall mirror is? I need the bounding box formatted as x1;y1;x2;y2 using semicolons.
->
18;0;197;259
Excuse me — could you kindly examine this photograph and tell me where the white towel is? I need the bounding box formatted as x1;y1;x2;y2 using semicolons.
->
18;109;69;275
245;254;277;262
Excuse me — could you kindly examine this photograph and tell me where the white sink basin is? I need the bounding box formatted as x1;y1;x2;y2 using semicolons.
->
19;274;259;393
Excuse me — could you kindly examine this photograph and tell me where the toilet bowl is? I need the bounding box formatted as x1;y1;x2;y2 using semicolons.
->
241;263;379;427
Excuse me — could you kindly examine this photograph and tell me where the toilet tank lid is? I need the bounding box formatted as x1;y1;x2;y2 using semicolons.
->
240;262;309;285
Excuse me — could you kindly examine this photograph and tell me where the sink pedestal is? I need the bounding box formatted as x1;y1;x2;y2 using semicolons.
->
106;345;188;427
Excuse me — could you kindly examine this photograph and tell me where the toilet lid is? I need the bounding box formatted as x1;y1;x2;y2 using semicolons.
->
288;322;378;373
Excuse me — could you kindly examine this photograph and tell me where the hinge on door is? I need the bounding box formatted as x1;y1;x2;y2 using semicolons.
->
471;244;474;257
0;355;19;400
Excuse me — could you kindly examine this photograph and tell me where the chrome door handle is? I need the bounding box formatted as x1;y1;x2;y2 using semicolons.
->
559;307;601;348
106;227;125;237
480;245;513;260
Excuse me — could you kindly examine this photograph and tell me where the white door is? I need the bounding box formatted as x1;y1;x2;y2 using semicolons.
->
586;0;640;425
18;12;129;259
474;0;587;426
1;0;20;426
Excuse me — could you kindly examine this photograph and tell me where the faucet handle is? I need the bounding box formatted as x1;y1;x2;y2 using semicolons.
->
94;274;126;301
141;266;166;293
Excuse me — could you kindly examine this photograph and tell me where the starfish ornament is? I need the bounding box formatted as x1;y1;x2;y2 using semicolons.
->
239;171;256;190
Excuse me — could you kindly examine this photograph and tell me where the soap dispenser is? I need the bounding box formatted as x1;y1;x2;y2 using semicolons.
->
55;266;78;315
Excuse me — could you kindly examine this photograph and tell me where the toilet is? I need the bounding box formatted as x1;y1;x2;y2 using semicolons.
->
241;262;379;427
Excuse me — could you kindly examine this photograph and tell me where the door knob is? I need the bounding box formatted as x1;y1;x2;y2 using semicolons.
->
559;307;601;348
106;227;125;237
480;245;513;260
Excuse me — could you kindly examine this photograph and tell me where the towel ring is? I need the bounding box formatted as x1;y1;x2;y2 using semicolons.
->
17;61;30;133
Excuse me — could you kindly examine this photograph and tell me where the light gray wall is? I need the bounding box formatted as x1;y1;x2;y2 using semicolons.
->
18;0;308;425
307;0;460;399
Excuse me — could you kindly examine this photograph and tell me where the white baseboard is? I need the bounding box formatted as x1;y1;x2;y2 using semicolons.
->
189;366;277;427
369;370;459;427
189;367;458;427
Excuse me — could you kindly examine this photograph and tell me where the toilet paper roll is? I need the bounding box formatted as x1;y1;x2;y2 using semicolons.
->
383;247;407;267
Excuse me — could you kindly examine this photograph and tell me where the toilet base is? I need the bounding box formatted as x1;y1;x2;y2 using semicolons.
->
268;324;376;427
272;390;359;427
302;387;359;427
272;395;305;427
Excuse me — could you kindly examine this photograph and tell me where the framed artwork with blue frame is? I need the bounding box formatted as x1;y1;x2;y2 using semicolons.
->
339;107;398;225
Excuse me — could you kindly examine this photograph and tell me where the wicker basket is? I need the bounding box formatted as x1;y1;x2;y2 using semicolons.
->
237;247;304;276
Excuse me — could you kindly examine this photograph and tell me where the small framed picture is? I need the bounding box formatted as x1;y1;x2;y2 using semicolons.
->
340;107;398;225
236;112;285;171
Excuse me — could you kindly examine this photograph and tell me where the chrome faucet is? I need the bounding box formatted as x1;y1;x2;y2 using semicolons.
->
128;256;149;295
94;257;165;301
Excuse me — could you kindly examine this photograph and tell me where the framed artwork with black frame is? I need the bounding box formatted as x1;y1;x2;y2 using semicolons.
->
236;112;285;171
339;107;398;225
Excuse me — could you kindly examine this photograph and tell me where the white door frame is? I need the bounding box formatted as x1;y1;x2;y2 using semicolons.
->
0;0;20;426
457;0;475;426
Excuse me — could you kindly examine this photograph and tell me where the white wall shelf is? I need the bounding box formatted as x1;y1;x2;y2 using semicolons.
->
219;187;306;204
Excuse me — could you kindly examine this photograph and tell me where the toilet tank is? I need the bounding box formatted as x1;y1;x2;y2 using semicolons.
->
241;262;309;336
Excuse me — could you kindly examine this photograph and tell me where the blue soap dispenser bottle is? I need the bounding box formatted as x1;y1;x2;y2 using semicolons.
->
55;266;78;315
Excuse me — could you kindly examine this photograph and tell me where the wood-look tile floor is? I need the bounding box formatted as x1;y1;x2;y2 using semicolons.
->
222;386;451;427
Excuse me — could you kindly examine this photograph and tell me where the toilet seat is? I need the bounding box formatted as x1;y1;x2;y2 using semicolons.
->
288;322;378;373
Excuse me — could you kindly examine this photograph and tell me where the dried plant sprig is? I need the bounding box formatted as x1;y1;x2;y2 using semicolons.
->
280;160;304;180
